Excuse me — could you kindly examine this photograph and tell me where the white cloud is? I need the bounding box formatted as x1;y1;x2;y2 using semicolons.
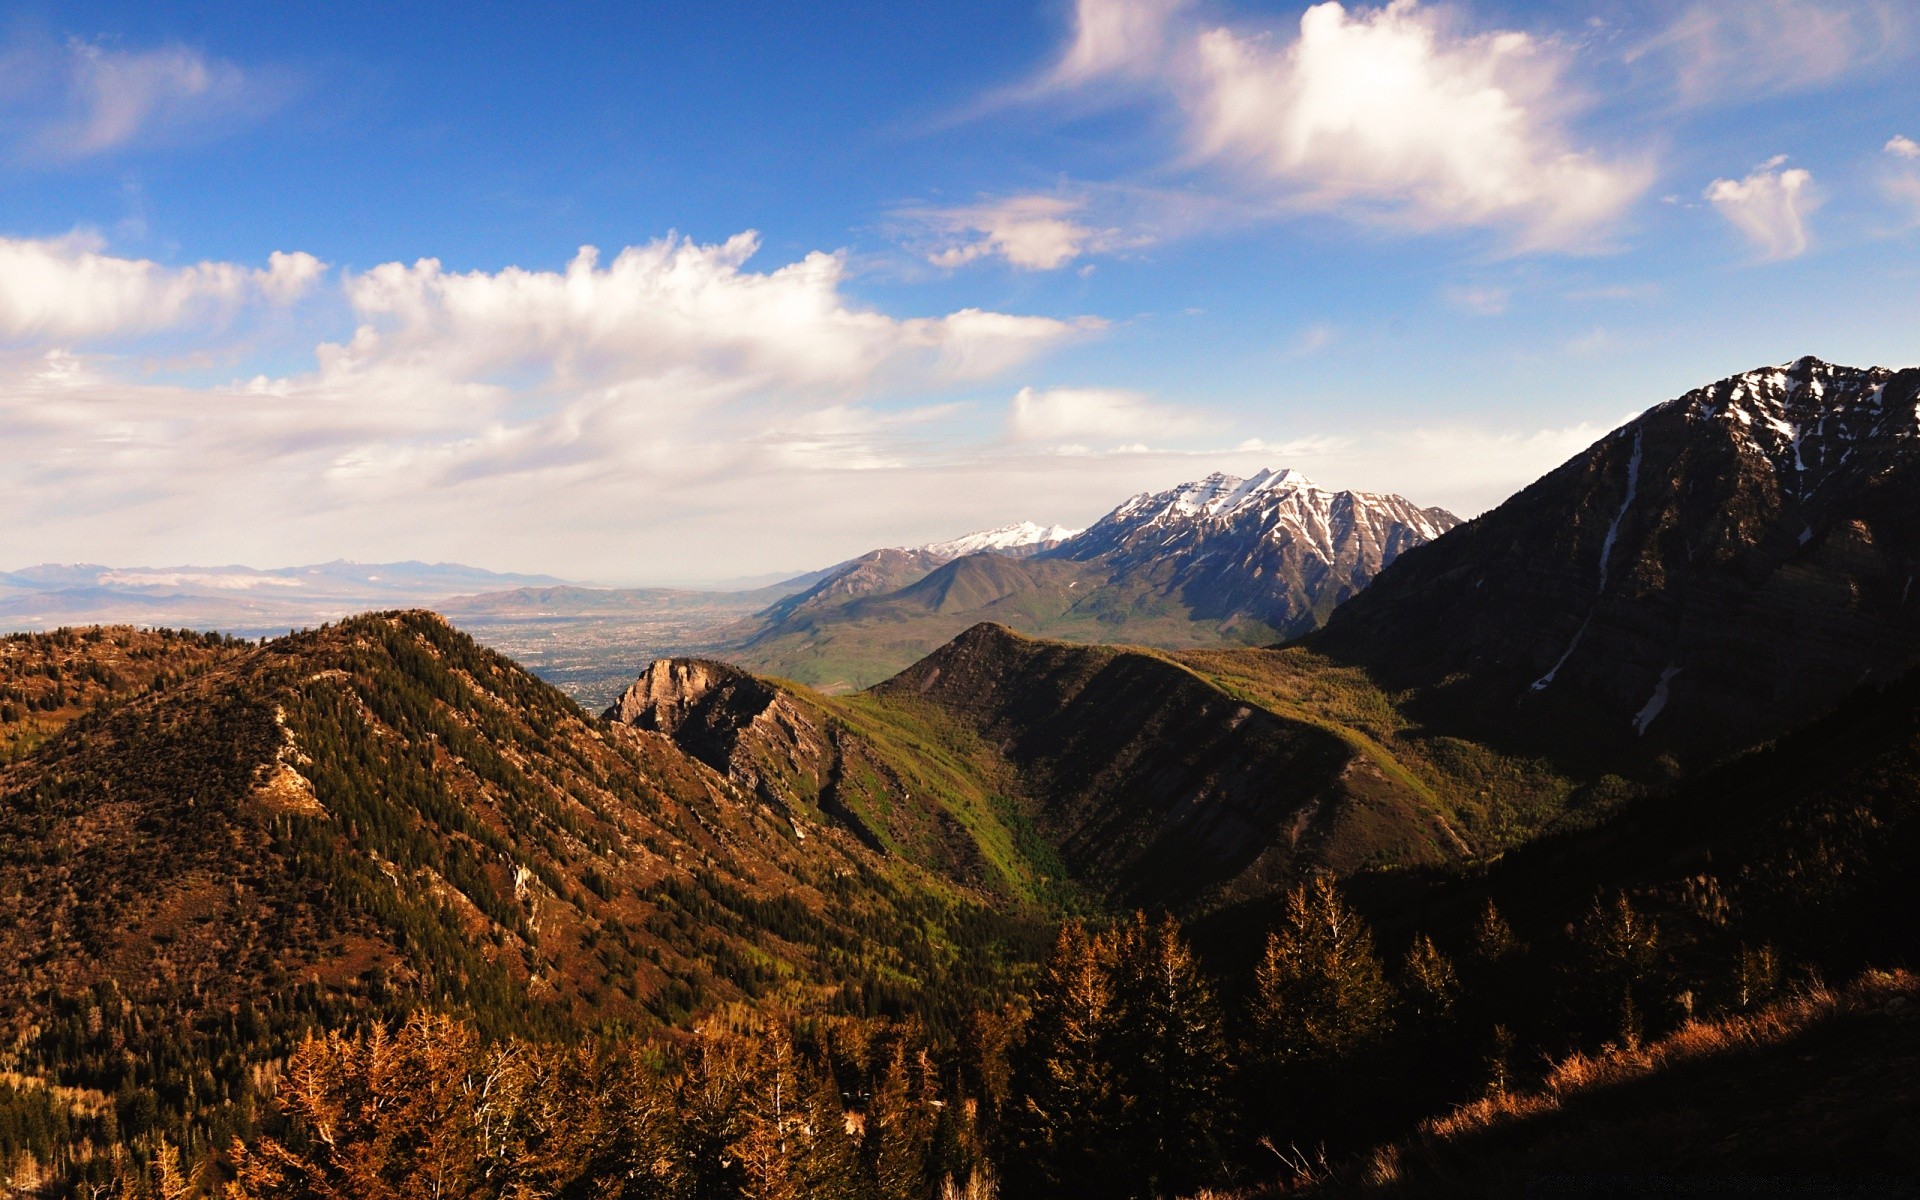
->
1007;385;1210;446
920;195;1122;270
1705;158;1819;259
1054;0;1190;83
1638;1;1909;105
331;234;1091;399
1049;0;1649;250
0;234;323;340
1886;135;1920;159
0;232;1099;574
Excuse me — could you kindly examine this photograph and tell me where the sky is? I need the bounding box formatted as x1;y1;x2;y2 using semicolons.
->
2;0;1917;583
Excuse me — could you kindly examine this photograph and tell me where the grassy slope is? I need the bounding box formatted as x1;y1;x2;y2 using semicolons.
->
864;625;1482;914
1175;645;1639;861
1331;971;1920;1196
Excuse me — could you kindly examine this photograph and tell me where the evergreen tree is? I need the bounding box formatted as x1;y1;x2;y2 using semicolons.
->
1108;913;1232;1198
1571;890;1663;1048
1001;921;1122;1199
1252;876;1395;1071
1400;934;1459;1034
865;1045;936;1200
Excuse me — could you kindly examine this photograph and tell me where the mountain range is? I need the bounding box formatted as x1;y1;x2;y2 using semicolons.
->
729;467;1459;690
9;355;1920;1194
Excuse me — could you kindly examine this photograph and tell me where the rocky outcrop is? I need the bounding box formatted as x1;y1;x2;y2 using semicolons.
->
604;658;835;811
1314;357;1920;772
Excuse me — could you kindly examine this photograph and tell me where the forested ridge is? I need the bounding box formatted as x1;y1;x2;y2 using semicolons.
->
3;614;1919;1197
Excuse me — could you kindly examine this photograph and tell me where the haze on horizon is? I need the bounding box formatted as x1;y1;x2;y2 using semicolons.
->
2;0;1917;585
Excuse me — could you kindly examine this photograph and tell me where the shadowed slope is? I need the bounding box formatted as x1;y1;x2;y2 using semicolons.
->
1313;357;1920;774
871;623;1466;910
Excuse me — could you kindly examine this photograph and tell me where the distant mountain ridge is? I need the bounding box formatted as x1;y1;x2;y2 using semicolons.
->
1314;355;1920;771
0;559;573;632
730;467;1460;688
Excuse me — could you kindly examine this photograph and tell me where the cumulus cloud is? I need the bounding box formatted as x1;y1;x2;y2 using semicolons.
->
1637;1;1909;105
1887;135;1920;159
0;232;1101;573
919;195;1122;270
1045;0;1648;250
0;234;323;340
1705;158;1818;259
331;234;1087;396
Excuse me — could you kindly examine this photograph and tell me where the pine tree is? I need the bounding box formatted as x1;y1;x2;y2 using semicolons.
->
1252;876;1395;1071
1400;934;1459;1033
1572;890;1663;1048
1001;920;1122;1198
1470;899;1520;966
1108;913;1232;1199
865;1045;935;1200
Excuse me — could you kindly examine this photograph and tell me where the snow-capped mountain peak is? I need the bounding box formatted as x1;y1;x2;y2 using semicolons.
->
1666;356;1908;500
916;521;1082;559
1058;467;1461;636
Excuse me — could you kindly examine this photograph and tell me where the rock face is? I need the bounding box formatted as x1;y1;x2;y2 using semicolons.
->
1053;467;1461;635
1314;357;1920;771
604;658;835;811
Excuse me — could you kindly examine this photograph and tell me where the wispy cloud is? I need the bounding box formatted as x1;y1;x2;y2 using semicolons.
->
0;36;280;161
1634;0;1910;106
910;195;1123;271
1007;384;1211;448
1444;286;1510;315
1705;157;1819;260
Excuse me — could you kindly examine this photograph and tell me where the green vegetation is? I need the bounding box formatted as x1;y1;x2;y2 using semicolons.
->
10;613;1920;1196
1177;644;1640;858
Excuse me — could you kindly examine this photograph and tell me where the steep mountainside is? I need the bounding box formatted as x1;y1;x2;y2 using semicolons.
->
1058;468;1459;632
869;623;1467;909
734;469;1456;689
1313;357;1920;773
0;613;1041;1159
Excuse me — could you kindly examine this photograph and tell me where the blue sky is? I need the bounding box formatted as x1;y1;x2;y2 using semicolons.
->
2;0;1917;581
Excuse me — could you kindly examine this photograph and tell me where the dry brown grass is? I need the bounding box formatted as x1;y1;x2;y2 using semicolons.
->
1422;968;1917;1143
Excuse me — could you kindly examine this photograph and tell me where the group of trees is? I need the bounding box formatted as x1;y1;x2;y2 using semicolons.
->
66;871;1755;1200
225;1010;983;1200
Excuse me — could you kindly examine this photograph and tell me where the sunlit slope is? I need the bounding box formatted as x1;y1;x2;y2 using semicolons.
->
0;612;1043;1152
